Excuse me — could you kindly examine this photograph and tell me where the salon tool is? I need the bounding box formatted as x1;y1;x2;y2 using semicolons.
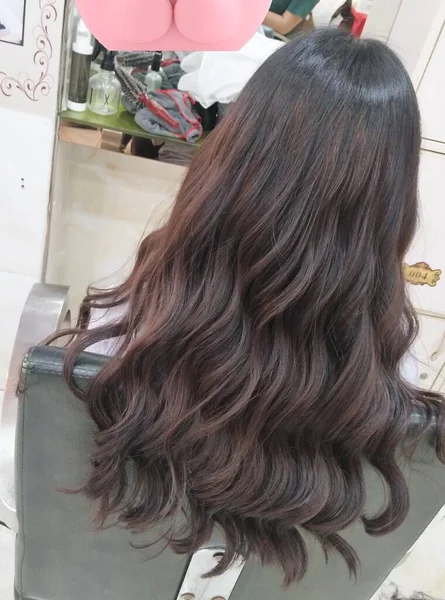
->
115;57;202;142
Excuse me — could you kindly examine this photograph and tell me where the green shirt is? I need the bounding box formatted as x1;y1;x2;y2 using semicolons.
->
269;0;319;17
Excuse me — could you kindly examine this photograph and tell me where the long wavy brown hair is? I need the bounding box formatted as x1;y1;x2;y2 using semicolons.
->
58;29;445;585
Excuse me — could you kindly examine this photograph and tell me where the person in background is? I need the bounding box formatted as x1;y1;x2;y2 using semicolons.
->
263;0;319;35
56;29;445;587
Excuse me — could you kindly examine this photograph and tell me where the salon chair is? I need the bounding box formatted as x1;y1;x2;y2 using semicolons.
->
2;288;445;600
0;283;70;532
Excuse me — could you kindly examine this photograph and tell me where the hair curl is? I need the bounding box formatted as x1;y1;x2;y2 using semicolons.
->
57;29;445;586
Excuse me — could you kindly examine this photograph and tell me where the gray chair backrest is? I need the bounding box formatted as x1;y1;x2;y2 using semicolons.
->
1;283;70;532
15;346;445;600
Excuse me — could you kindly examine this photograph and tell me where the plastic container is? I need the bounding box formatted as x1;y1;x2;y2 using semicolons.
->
144;51;163;92
87;51;121;116
67;19;94;112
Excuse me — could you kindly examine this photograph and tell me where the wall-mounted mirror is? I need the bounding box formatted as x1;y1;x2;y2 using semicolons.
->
0;0;26;45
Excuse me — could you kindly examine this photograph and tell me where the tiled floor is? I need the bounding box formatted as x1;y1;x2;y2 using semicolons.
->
371;507;445;599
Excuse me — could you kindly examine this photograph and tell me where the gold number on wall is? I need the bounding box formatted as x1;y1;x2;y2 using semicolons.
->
403;262;441;287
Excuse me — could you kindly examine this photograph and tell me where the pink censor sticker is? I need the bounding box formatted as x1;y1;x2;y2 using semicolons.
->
74;0;271;51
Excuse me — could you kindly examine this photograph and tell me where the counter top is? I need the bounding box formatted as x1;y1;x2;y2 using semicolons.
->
60;108;204;147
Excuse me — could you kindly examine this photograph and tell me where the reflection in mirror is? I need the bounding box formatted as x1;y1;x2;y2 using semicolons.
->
0;0;26;45
59;0;371;169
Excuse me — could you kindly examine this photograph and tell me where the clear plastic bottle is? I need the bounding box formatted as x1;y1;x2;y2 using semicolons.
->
87;51;121;116
144;51;163;92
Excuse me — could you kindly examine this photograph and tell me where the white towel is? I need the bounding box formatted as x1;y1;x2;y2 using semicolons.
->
177;32;283;108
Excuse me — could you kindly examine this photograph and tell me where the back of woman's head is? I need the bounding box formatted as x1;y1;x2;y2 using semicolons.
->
62;28;445;585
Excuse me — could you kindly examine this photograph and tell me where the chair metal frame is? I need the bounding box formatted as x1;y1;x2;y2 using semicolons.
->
0;283;70;531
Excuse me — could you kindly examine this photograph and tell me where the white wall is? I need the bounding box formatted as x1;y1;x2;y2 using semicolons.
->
364;0;445;388
363;0;402;41
364;0;445;82
0;0;65;389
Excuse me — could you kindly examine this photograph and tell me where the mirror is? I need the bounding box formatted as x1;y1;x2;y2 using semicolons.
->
0;0;26;45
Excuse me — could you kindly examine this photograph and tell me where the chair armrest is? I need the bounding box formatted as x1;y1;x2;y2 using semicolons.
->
0;283;70;530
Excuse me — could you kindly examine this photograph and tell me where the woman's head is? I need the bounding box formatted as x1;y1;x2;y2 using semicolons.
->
182;26;420;262
61;29;444;585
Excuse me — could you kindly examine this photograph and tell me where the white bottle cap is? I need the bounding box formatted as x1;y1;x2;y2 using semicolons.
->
67;99;87;112
72;19;94;55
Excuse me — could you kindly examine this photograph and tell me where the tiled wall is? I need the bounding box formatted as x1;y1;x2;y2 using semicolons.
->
0;109;55;277
0;109;58;389
0;0;65;390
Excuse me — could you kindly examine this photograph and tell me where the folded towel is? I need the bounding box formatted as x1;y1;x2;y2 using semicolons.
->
135;90;202;143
